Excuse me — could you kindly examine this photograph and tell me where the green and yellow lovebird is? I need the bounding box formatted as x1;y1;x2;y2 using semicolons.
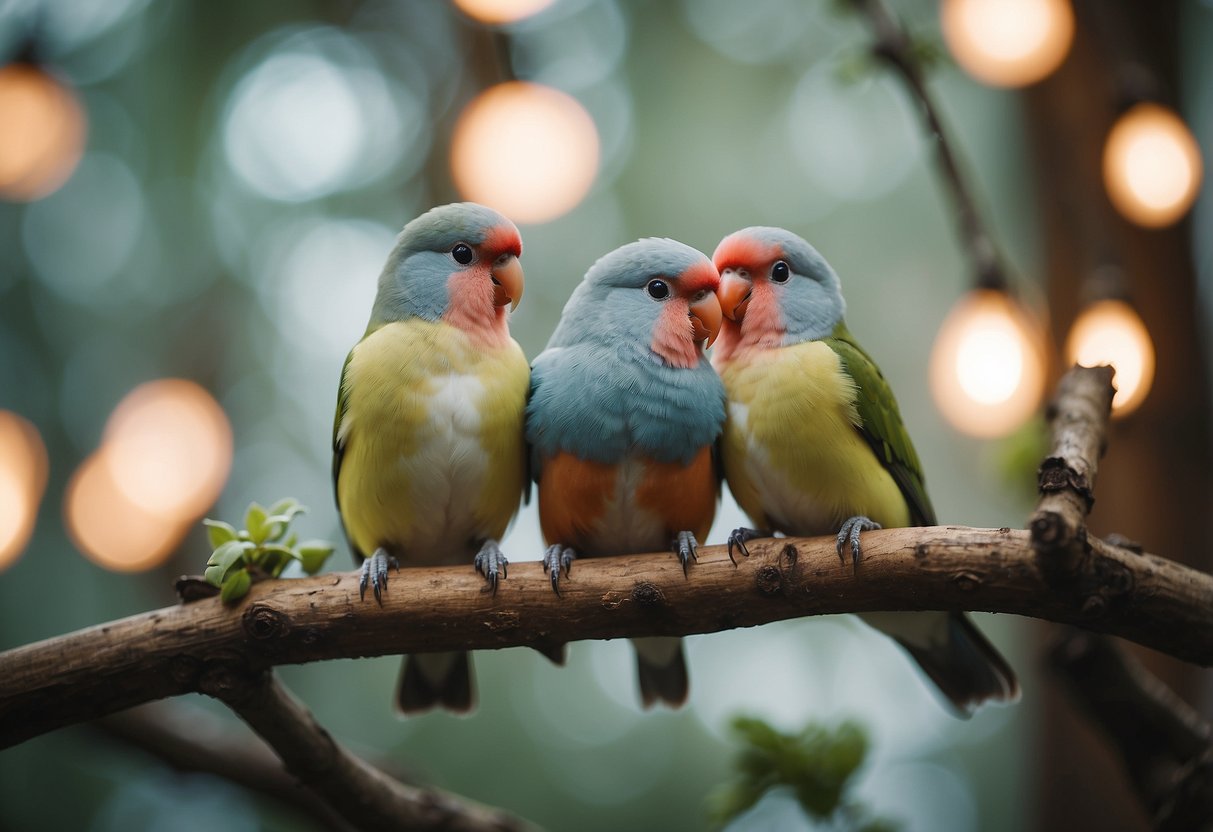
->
710;226;1018;715
332;202;527;714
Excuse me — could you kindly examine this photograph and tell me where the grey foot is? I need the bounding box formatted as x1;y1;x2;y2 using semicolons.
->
726;527;766;564
837;515;882;565
359;549;399;605
473;539;508;595
543;544;576;596
672;531;699;577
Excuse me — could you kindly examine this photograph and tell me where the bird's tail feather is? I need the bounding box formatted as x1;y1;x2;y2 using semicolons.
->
632;636;689;708
866;611;1018;717
396;651;474;715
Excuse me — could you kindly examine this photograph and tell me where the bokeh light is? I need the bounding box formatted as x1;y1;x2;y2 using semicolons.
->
0;411;49;571
0;62;87;201
450;81;599;224
65;449;189;572
1065;299;1155;416
222;31;414;202
787;65;923;203
941;0;1075;88
1103;103;1203;227
452;0;556;25
930;289;1047;438
101;379;233;520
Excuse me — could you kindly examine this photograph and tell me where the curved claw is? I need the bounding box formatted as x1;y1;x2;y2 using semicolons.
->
358;549;398;606
726;527;766;565
672;531;700;577
836;515;882;566
473;540;509;596
542;544;577;596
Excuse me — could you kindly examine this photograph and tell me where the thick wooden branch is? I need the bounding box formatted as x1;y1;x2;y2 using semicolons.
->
5;522;1213;748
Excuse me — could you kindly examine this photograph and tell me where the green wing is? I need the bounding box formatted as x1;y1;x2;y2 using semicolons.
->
825;322;936;527
331;349;364;561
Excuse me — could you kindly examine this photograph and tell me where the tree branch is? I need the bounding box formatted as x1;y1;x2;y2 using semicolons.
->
1050;632;1213;831
850;0;1009;289
4;521;1213;748
1030;364;1115;568
212;669;529;832
95;702;359;832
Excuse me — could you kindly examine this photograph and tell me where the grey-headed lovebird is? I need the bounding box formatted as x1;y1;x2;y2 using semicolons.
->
332;202;528;714
526;238;726;707
710;226;1018;716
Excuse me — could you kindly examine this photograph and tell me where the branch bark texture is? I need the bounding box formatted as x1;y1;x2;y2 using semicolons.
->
4;522;1213;748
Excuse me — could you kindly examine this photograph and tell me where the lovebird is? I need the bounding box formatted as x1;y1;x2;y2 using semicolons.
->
332;202;528;713
710;226;1018;715
527;238;726;707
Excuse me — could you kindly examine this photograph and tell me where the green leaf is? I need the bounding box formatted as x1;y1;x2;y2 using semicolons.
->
245;502;269;544
203;519;238;549
220;568;252;603
205;540;253;585
267;497;304;518
297;540;335;575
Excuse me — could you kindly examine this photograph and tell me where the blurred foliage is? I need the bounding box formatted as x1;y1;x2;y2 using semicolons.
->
709;716;898;831
203;497;333;602
996;416;1051;509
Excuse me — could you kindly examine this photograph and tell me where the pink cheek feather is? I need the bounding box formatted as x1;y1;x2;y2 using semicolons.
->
650;298;701;369
442;267;511;348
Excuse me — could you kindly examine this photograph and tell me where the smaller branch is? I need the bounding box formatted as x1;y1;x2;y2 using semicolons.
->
1050;632;1213;831
95;703;355;832
851;0;1007;289
209;669;532;832
1030;365;1115;571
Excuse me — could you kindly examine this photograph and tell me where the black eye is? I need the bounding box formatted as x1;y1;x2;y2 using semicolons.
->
646;279;670;300
771;261;790;283
452;243;474;265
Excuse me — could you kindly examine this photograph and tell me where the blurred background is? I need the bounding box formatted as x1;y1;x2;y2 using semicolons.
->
0;0;1209;829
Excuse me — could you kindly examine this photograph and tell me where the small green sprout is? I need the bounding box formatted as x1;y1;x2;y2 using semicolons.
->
202;498;335;604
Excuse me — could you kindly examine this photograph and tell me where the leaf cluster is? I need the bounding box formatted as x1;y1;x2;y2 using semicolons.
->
203;498;334;603
709;716;897;831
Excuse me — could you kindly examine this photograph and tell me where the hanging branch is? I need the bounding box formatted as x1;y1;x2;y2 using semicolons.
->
849;0;1009;290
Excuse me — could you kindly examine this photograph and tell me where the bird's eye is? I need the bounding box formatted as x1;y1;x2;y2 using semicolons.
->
771;261;790;283
452;243;474;265
646;279;670;300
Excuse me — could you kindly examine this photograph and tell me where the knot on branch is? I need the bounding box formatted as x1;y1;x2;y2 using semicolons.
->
1030;510;1087;553
244;604;291;642
630;581;667;608
951;571;983;592
756;565;782;596
1037;457;1095;511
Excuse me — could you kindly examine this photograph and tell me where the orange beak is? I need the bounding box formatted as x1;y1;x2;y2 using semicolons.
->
491;254;524;311
717;269;752;322
689;290;723;348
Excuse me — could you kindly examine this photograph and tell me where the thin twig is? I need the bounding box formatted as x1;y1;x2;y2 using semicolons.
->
850;0;1008;290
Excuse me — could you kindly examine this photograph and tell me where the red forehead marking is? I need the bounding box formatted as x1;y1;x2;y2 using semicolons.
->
482;224;522;258
712;233;781;272
676;259;721;295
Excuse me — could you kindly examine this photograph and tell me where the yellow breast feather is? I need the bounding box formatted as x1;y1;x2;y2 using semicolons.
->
336;320;528;562
719;340;909;536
